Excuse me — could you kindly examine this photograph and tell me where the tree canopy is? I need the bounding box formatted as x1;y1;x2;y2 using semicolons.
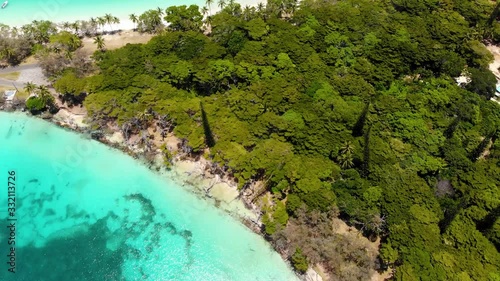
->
50;0;500;279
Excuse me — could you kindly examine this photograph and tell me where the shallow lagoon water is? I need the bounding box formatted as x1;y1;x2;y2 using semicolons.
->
0;112;298;281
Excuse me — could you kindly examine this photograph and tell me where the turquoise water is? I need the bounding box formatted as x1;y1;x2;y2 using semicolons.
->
0;0;204;27
0;112;299;281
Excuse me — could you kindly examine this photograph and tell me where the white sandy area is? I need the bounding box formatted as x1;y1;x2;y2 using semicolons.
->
169;158;259;221
487;44;500;79
100;20;135;33
106;131;125;144
81;28;154;52
52;108;88;129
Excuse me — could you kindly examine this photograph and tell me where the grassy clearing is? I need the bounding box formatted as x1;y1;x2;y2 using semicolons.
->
0;72;20;81
15;90;29;100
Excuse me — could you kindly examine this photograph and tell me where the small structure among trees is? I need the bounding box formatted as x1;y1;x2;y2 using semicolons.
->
3;89;16;103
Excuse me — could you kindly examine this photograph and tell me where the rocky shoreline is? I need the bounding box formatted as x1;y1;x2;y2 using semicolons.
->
51;108;265;229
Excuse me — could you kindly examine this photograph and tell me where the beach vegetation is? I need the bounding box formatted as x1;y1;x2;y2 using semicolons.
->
466;67;497;99
49;31;82;52
160;144;174;170
164;5;204;32
25;85;56;114
218;0;226;10
22;20;58;44
129;14;138;31
23;82;36;94
54;71;88;106
93;35;105;52
97;17;106;33
104;14;114;32
290;248;308;273
205;0;214;16
25;96;46;113
0;37;32;66
137;9;165;34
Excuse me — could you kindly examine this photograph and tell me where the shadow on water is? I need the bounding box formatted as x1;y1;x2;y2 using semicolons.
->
0;220;125;281
0;192;195;281
5;125;13;139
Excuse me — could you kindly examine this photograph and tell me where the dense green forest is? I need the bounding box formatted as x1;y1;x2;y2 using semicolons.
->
13;0;500;279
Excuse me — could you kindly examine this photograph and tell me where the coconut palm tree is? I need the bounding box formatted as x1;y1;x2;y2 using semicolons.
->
62;21;71;31
71;21;80;36
205;0;213;15
218;0;226;10
338;152;354;169
113;16;120;28
201;6;209;17
37;85;54;105
104;13;114;32
68;35;81;51
243;5;251;20
93;35;105;51
340;141;355;155
338;141;355;169
257;2;264;14
129;14;138;30
89;17;98;35
257;2;266;17
204;15;213;30
138;9;164;34
277;1;287;18
24;82;36;95
156;7;163;16
98;17;106;33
